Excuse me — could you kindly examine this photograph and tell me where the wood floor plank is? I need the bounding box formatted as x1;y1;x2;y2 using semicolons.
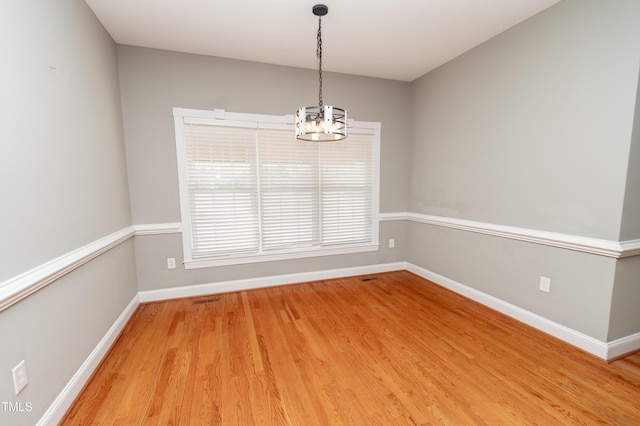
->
61;271;640;425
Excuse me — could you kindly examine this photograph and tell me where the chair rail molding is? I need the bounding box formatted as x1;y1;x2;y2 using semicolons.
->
0;223;185;312
0;227;136;312
133;222;182;235
380;212;640;258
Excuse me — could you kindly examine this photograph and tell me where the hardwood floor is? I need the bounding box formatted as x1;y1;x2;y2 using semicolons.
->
61;271;640;425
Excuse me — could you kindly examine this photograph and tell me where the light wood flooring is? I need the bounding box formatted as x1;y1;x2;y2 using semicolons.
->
62;271;640;425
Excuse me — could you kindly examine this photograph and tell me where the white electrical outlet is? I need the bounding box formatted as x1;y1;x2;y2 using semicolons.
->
167;258;176;269
539;276;551;293
388;239;395;249
12;360;28;395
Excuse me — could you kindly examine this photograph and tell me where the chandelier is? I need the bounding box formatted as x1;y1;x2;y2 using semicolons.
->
295;4;347;142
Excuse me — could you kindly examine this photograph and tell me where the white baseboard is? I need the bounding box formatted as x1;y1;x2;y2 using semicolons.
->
38;294;140;426
404;263;624;360
139;262;407;302
606;332;640;360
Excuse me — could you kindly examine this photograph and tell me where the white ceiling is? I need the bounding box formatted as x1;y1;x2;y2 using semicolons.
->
85;0;560;82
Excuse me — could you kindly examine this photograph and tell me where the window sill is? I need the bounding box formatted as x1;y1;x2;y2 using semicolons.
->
184;243;380;269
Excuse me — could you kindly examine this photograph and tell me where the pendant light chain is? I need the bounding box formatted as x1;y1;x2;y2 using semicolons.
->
317;15;323;107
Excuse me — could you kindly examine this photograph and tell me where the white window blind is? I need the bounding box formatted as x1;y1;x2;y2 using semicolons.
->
184;124;259;258
258;128;320;251
175;108;380;268
319;133;374;246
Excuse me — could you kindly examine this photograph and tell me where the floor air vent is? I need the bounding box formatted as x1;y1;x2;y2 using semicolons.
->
193;298;219;304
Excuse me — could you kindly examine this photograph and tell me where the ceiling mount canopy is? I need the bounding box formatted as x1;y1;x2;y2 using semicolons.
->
312;4;328;16
295;4;347;142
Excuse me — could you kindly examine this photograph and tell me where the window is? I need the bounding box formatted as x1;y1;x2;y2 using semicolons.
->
174;108;380;268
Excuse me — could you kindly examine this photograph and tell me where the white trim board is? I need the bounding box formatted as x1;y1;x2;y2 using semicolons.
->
139;262;406;302
0;227;135;312
38;294;140;426
133;222;181;235
607;332;640;360
0;223;181;312
404;262;640;361
380;212;640;259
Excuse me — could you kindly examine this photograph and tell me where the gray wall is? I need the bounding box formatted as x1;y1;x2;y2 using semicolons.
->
117;46;411;291
1;1;132;282
0;1;137;424
611;72;640;340
610;257;640;340
410;0;640;241
619;72;640;241
408;0;640;341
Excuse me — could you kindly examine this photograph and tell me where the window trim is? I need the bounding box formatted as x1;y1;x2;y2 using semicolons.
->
173;107;381;269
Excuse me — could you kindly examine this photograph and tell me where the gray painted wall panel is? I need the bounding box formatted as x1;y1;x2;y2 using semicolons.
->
619;73;640;241
409;0;640;241
0;0;132;283
609;257;640;340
